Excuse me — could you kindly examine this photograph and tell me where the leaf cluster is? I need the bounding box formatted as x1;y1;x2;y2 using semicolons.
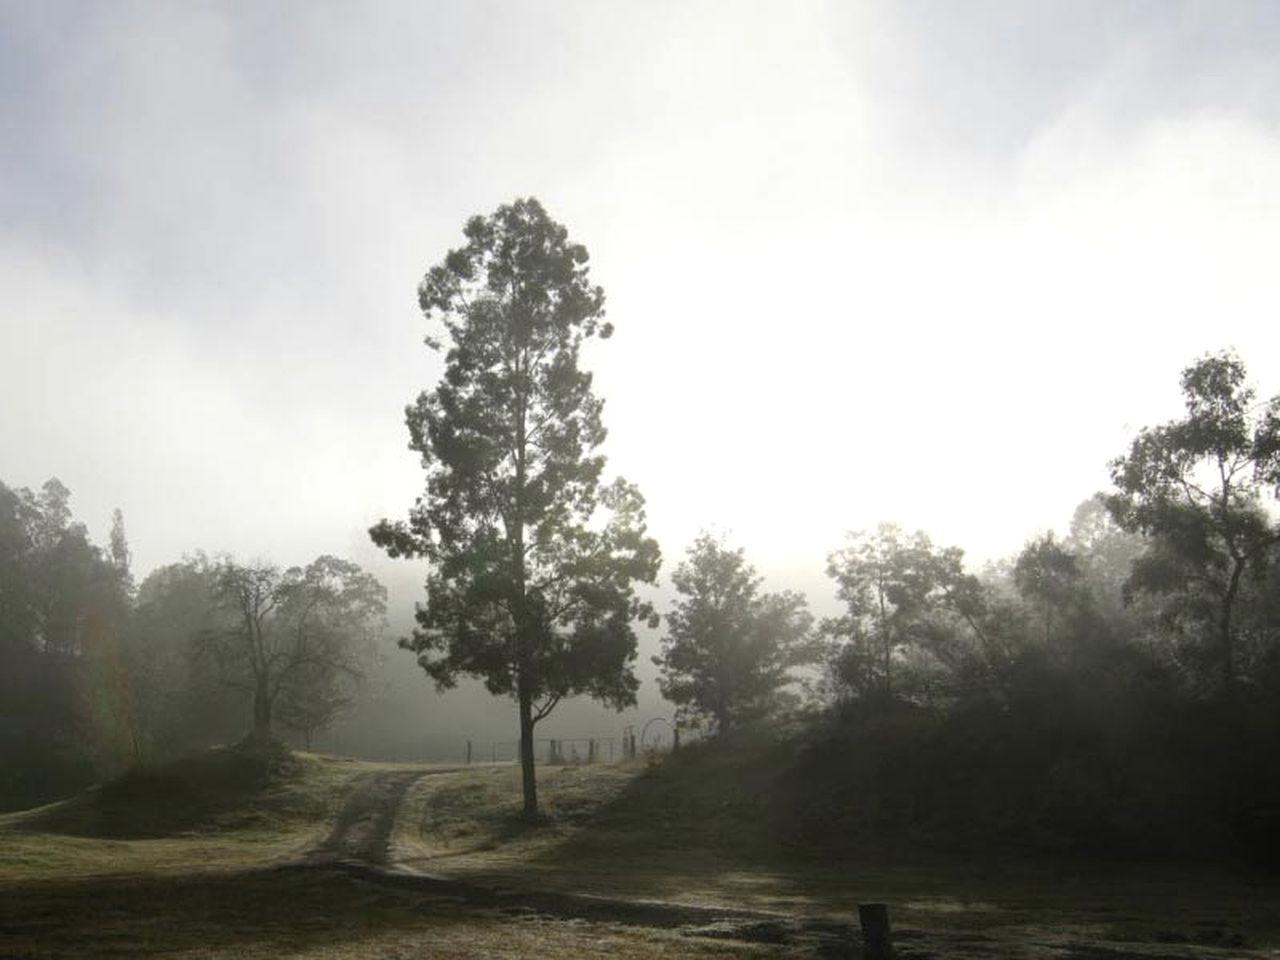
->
655;534;817;730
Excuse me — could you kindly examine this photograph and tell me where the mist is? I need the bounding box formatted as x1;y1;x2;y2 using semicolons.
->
4;3;1280;959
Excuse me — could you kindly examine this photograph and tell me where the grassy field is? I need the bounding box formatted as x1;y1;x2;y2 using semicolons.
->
394;744;1280;958
0;744;366;885
4;738;1279;958
0;743;795;958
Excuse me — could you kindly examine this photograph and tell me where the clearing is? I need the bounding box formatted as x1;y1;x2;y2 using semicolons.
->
1;738;1276;958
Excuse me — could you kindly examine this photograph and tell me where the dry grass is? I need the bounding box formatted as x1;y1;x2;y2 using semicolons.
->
0;750;797;959
0;747;381;884
0;867;789;959
392;753;1280;958
6;743;1280;958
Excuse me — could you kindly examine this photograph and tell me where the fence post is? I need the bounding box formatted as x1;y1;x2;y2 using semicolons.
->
858;903;893;960
466;740;472;764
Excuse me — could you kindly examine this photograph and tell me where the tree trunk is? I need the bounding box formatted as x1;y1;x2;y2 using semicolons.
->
883;630;893;700
1221;555;1245;699
518;683;538;820
253;678;272;737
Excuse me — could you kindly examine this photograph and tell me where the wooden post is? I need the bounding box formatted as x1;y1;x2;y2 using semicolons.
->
858;903;893;960
673;726;680;752
466;740;472;764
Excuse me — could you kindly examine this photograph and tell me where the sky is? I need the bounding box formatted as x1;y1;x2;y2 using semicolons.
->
5;0;1280;624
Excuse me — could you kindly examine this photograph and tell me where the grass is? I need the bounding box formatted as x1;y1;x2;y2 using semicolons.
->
393;742;1280;958
6;736;1280;958
0;744;795;958
0;866;786;959
0;739;374;884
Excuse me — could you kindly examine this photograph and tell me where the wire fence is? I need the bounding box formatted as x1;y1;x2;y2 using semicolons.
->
465;718;686;765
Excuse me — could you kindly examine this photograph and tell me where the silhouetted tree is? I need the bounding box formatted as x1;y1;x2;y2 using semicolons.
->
1013;533;1085;644
276;657;358;749
108;508;133;597
206;556;385;739
127;556;245;758
655;534;815;731
0;479;132;806
370;198;660;819
825;524;989;700
1064;493;1145;619
1108;351;1280;695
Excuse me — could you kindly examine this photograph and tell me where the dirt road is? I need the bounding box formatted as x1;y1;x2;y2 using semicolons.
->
307;768;427;865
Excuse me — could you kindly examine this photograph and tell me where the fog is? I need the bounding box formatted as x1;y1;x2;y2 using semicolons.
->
5;1;1280;576
5;1;1280;767
8;7;1280;959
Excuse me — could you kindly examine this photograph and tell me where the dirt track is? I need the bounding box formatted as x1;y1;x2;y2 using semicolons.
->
300;768;858;955
307;769;427;865
300;769;1254;960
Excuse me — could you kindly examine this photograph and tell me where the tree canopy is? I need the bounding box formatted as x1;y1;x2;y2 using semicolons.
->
655;534;815;732
205;556;386;739
0;478;133;806
1107;351;1280;695
370;197;660;818
824;524;989;701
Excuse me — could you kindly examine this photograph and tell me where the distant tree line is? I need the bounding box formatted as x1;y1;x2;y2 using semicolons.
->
762;351;1280;861
0;483;385;811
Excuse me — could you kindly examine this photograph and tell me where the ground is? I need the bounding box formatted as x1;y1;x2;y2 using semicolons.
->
1;742;1276;958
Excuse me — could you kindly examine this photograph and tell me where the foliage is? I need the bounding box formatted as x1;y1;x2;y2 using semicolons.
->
654;534;815;731
1012;533;1090;645
1064;493;1145;617
371;197;660;818
0;478;133;809
824;524;992;701
127;557;247;759
204;556;386;739
1107;351;1280;695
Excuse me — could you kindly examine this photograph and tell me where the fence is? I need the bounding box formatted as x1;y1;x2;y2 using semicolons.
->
464;718;687;765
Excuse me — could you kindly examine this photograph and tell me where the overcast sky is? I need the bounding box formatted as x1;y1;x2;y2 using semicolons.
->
4;0;1280;614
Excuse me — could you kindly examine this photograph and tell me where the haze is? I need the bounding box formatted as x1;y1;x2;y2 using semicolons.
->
8;5;1280;958
3;2;1277;578
5;2;1280;749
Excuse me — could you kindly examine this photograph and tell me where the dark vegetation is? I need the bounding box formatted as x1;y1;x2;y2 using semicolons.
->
776;351;1280;865
0;477;385;812
14;737;320;840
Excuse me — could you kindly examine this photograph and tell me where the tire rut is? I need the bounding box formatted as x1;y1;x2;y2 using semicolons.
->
307;769;427;865
303;768;858;955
